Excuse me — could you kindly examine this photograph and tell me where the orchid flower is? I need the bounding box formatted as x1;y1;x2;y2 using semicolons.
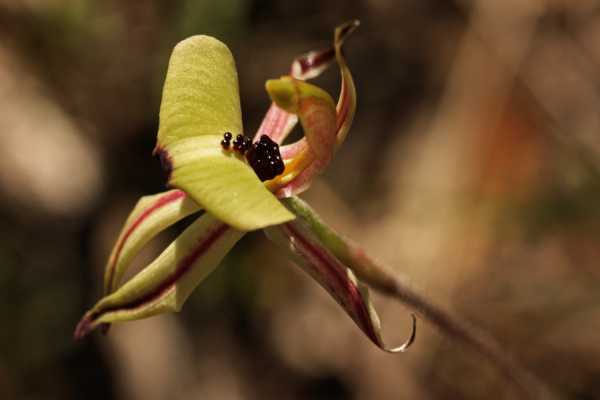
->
75;21;416;353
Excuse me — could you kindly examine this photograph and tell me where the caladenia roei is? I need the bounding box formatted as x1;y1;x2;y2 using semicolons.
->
73;21;561;398
74;21;417;353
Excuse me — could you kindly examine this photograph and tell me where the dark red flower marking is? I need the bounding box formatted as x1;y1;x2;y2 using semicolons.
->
104;190;187;295
245;135;285;181
282;223;381;346
153;146;173;182
75;222;230;340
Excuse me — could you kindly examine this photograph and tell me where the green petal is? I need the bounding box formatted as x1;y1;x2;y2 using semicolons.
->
103;190;202;295
75;213;244;338
157;35;243;149
165;135;295;231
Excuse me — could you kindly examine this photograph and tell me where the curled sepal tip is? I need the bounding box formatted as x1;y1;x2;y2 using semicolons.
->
75;213;244;339
389;314;417;353
265;222;416;353
255;20;359;146
266;20;359;197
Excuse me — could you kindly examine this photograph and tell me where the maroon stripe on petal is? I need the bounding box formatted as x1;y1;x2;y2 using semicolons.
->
75;222;230;339
105;222;228;313
283;223;380;345
105;190;187;293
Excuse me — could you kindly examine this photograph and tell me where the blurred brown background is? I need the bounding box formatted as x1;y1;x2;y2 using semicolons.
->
1;0;600;399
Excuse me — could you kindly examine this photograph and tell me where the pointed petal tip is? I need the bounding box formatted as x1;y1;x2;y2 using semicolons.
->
74;314;111;340
345;19;361;30
386;313;417;353
337;20;360;43
74;313;95;340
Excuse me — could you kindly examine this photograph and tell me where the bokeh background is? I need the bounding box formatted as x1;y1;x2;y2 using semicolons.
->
2;0;600;399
